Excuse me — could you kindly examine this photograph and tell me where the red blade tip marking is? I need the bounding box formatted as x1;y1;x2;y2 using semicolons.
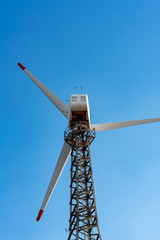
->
36;209;44;221
17;63;25;70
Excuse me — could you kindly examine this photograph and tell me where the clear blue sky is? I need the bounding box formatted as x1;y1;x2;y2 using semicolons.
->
1;0;160;239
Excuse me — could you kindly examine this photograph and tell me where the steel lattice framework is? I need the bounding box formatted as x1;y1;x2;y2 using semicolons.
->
65;122;101;240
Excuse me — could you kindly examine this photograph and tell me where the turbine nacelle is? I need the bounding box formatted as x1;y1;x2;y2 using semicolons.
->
68;94;90;128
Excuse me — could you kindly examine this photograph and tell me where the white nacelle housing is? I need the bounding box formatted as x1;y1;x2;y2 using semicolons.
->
68;94;90;127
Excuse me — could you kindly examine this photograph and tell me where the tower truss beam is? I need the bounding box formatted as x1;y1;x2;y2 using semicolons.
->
65;122;101;240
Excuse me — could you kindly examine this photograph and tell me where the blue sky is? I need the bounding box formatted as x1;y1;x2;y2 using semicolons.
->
1;0;160;239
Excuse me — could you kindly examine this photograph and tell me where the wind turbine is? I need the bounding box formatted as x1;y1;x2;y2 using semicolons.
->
18;62;160;240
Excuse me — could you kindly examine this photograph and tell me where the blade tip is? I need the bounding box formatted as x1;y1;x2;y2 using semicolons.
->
17;62;25;70
36;209;44;221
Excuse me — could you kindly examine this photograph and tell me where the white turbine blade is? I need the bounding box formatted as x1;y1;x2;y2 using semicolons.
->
91;117;160;132
17;63;68;118
36;141;72;221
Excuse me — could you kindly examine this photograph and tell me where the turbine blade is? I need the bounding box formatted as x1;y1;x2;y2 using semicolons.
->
17;63;68;118
91;117;160;132
36;141;72;221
